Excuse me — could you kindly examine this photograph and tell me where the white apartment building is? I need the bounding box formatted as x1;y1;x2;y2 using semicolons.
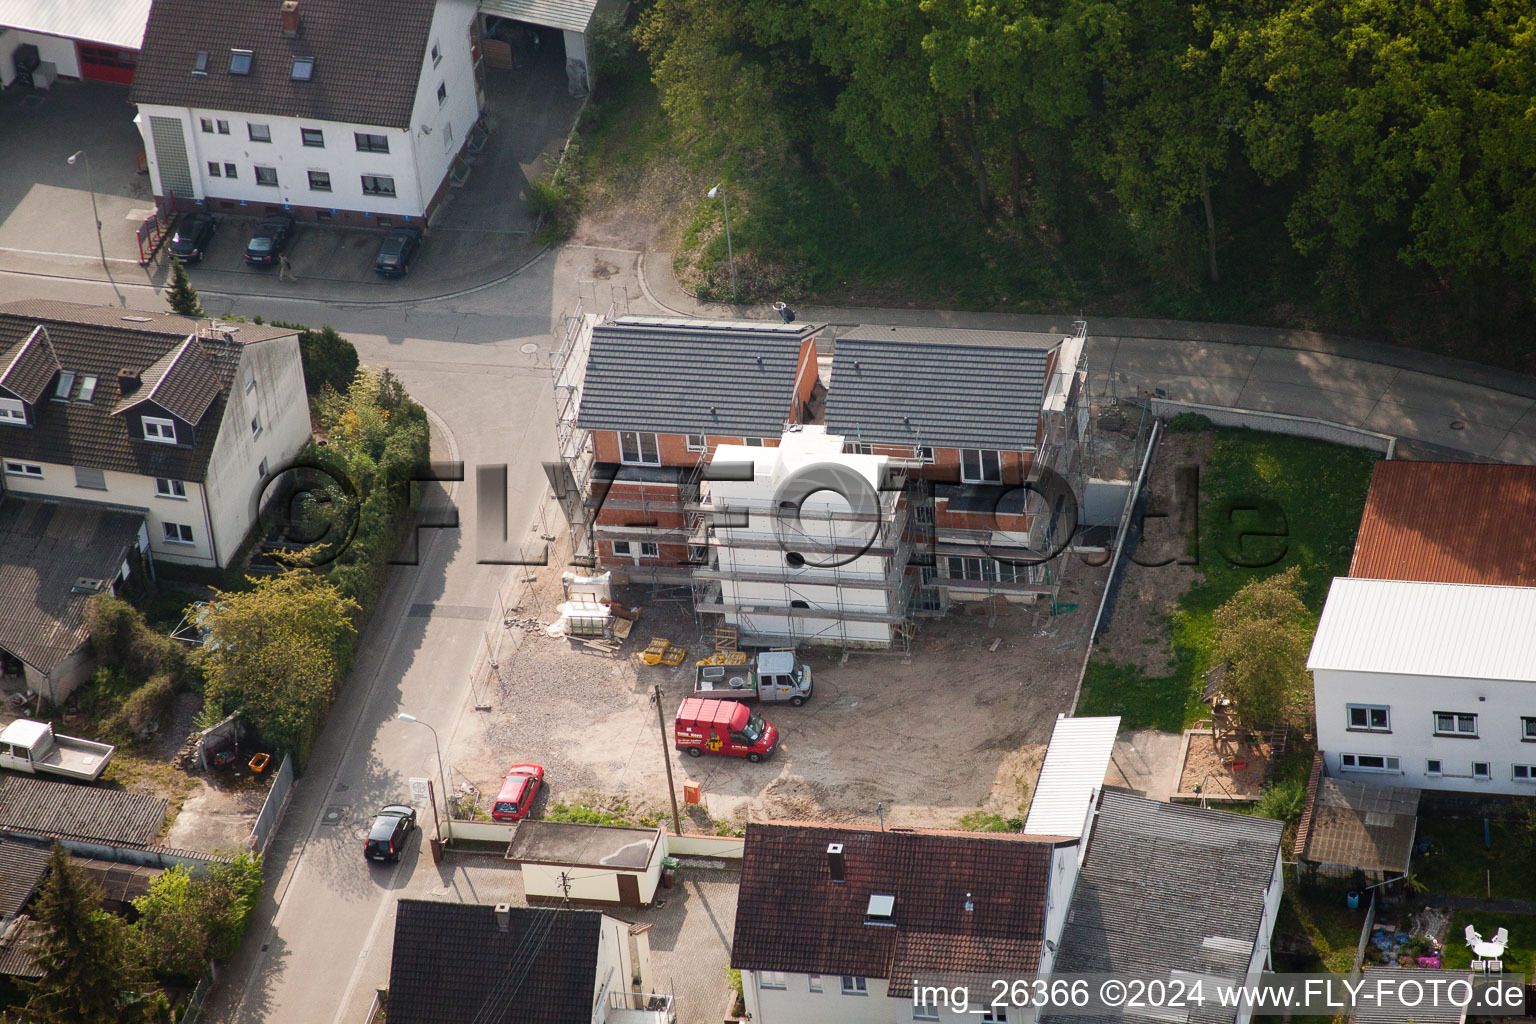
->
0;300;310;569
1310;576;1536;796
131;0;480;224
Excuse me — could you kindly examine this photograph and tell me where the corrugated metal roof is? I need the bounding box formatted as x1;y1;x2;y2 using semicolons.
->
1351;968;1470;1023
1308;577;1536;682
479;0;599;33
574;316;821;437
1350;461;1536;586
0;0;153;50
0;775;166;848
1300;777;1418;874
0;840;51;918
824;326;1060;449
1043;791;1283;1024
1023;715;1120;837
0;916;44;979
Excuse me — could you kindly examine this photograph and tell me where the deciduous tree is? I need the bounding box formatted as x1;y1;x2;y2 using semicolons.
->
1212;565;1312;730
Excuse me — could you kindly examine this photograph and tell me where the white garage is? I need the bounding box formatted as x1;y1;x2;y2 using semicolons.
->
0;0;152;86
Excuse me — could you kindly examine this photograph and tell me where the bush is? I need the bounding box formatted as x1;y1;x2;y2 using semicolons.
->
1254;777;1308;828
1166;412;1213;433
83;595;196;690
100;674;176;741
525;151;582;243
957;811;1025;832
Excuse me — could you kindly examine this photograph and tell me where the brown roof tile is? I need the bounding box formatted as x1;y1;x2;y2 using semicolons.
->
0;301;296;481
731;822;1056;995
114;334;221;424
132;0;437;130
0;326;61;404
1350;461;1536;586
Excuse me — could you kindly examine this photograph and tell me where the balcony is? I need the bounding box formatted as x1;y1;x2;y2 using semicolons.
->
604;991;675;1024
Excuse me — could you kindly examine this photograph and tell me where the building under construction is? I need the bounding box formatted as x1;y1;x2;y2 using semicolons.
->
548;311;1091;653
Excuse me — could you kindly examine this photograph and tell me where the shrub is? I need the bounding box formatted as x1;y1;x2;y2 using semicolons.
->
1166;412;1213;433
83;595;195;690
100;674;176;741
1254;777;1308;828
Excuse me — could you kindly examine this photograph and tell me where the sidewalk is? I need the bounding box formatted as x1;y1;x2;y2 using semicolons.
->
637;250;1536;464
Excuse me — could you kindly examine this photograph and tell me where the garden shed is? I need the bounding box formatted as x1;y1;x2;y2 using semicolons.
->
504;819;665;907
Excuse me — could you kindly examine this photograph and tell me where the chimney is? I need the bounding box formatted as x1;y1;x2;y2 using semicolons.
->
493;903;511;932
117;368;140;395
826;842;844;884
280;0;300;37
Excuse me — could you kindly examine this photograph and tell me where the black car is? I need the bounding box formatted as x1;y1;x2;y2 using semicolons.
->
363;804;417;862
169;213;217;263
374;227;421;277
244;214;295;265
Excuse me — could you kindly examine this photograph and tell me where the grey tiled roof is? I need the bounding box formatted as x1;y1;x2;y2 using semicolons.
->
574;316;821;437
1042;790;1284;1024
132;0;437;129
0;775;167;848
1299;776;1418;874
0;301;296;481
0;497;144;673
387;900;600;1024
0;326;60;404
0;917;44;979
0;840;51;919
115;335;221;425
824;324;1063;449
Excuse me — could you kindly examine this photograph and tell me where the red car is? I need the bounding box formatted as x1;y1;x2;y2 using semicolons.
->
491;763;545;822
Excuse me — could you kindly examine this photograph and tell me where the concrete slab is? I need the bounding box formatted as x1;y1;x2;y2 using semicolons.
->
1106;728;1183;802
1230;378;1381;426
161;777;269;855
1106;336;1261;383
1245;345;1403;398
1493;432;1536;466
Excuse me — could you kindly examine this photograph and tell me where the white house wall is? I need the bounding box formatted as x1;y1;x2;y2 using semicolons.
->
745;971;894;1024
1314;667;1536;795
202;337;311;567
405;0;480;216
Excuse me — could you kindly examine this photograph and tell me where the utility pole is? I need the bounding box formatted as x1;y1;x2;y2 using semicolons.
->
652;685;683;836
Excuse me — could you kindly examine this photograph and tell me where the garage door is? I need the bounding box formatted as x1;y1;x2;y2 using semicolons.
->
77;43;137;85
148;116;194;203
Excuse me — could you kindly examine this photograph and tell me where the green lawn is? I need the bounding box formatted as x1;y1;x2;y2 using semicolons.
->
1277;885;1370;975
1412;816;1536;901
1440;911;1536;978
1078;428;1380;730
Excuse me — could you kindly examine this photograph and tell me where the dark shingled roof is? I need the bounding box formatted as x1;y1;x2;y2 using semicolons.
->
0;775;167;848
0;326;61;404
1350;461;1536;587
1043;790;1284;1024
0;497;144;673
824;324;1064;450
0;841;52;919
0;301;295;482
132;0;438;129
387;901;601;1024
0;917;44;979
574;316;820;437
731;821;1059;997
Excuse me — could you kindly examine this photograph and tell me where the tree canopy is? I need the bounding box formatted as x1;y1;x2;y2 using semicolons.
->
1212;566;1314;730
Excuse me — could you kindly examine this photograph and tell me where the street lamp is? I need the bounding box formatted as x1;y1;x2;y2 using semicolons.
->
67;150;122;307
397;713;452;840
706;184;738;302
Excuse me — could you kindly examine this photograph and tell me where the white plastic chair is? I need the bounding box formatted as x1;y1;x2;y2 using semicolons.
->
1466;925;1484;948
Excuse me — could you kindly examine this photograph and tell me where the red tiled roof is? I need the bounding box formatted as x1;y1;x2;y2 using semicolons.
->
731;822;1059;996
1349;461;1536;586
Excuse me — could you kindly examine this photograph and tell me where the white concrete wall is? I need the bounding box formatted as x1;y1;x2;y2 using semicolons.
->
746;971;893;1024
3;459;216;566
522;856;660;905
0;30;81;82
406;0;480;219
202;336;311;566
665;834;744;859
1314;667;1536;794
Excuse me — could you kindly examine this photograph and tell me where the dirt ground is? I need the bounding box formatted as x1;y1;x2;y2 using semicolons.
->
1177;730;1272;799
453;553;1109;831
1091;428;1211;675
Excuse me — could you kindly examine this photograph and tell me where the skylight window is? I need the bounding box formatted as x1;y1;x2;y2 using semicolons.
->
229;48;253;75
291;56;314;81
866;894;895;921
193;51;208;75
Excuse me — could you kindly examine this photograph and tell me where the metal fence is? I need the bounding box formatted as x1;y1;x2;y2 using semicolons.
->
249;752;295;856
180;969;214;1024
1150;398;1397;459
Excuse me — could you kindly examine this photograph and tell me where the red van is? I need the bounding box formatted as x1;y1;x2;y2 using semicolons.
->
674;698;779;762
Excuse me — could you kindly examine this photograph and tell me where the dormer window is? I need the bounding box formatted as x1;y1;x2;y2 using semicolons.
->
78;375;98;401
52;371;75;400
229;48;253;75
0;397;25;425
193;51;209;75
291;56;314;80
143;416;177;444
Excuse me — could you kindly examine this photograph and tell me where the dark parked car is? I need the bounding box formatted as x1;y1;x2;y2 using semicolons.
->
374;227;421;277
169;213;217;263
363;804;416;862
244;214;294;265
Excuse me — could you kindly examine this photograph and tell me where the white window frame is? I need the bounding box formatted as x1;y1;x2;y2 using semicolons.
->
1347;704;1390;732
1340;753;1402;773
53;370;75;399
143;416;177;444
251;412;262;438
982;1009;1009;1023
611;541;632;557
255;165;279;187
618;431;660;466
844;442;872;455
1513;764;1535;782
686;434;706;452
300;126;325;148
162;522;195;545
744;437;764;447
961;448;1003;483
1473;761;1491;780
759;971;787;990
244;366;256;392
308;170;332;192
156;478;187;499
248;122;272;143
77;375;97;401
1523;717;1536;742
361;174;396;197
914;1002;941;1022
4;461;42;478
437;81;447;106
808;975;822;993
915;445;934;463
258;457;269;480
841;976;867;996
1426;759;1442;777
1434;712;1478;737
0;397;27;424
640;542;659;558
431;41;442;66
